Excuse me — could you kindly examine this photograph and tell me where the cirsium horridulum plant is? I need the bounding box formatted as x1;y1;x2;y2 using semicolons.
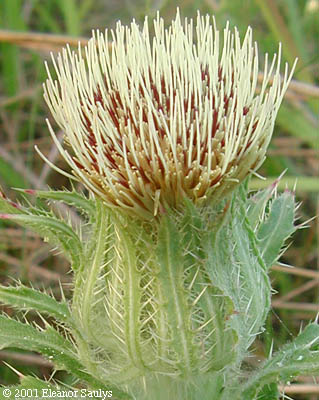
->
0;10;318;400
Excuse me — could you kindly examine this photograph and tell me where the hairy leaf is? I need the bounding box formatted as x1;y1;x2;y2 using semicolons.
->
258;190;296;268
0;316;130;395
21;189;96;218
242;324;319;399
246;181;277;230
0;285;71;323
0;213;83;270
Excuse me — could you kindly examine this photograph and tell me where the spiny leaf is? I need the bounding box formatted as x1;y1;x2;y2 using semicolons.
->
246;180;278;230
258;190;296;268
19;188;96;218
0;187;25;214
256;383;279;400
0;285;71;323
16;376;57;389
0;316;130;396
180;200;238;371
242;323;319;399
0;213;83;270
204;184;271;358
0;315;80;370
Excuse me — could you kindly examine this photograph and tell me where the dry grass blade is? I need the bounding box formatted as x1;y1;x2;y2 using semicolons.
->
271;301;319;312
0;29;89;49
279;384;319;394
0;30;318;98
0;252;69;283
271;264;319;280
0;86;41;108
0;350;52;367
275;279;319;302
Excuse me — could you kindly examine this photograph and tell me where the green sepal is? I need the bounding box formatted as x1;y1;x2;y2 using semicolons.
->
241;323;319;399
0;285;71;323
257;190;296;268
181;199;238;371
246;179;297;269
204;183;271;358
72;199;113;348
18;189;96;219
118;224;145;370
1;213;83;270
246;182;277;231
156;213;195;375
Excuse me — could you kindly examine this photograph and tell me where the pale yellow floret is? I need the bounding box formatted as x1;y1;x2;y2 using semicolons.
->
42;10;296;219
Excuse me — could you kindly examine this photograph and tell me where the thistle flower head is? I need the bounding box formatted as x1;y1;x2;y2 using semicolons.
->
43;10;295;219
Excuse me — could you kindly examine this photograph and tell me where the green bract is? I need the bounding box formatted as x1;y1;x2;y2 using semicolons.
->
0;181;311;400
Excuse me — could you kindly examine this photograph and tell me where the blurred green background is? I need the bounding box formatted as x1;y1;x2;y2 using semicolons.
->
0;0;318;398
